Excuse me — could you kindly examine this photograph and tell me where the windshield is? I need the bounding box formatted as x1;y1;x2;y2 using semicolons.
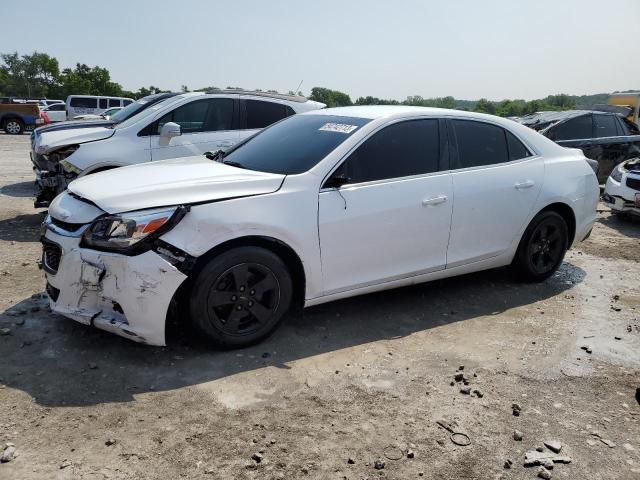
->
221;114;371;174
112;95;184;128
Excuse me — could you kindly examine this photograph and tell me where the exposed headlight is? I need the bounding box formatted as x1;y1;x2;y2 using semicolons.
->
59;159;82;174
610;164;625;183
81;206;188;253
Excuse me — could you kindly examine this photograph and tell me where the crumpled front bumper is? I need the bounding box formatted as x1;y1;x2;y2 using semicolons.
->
42;225;188;346
603;175;640;216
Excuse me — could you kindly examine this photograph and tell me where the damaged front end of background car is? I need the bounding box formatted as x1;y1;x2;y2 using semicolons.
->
32;144;81;207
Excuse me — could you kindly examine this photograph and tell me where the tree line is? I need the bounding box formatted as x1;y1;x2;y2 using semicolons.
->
0;51;625;117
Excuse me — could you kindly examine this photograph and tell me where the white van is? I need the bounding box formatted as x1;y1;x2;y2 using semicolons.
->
66;95;134;120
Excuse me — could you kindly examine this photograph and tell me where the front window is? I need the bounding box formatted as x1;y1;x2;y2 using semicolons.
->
221;114;371;174
114;95;185;129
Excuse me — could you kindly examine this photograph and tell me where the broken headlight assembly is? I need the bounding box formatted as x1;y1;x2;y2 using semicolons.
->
610;163;626;183
81;206;188;254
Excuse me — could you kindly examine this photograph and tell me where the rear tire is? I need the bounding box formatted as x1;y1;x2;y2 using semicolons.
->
4;118;24;135
513;211;568;282
189;246;293;348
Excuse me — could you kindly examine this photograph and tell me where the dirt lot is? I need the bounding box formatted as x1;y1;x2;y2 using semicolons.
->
0;132;639;480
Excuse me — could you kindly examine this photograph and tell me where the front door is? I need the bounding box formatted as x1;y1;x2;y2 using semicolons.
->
318;119;453;294
150;97;238;161
446;119;544;267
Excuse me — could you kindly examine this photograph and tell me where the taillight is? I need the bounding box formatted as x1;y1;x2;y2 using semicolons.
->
41;112;50;124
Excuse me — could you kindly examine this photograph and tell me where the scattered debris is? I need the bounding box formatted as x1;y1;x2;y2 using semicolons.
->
347;457;355;464
600;438;616;448
472;389;483;398
406;449;415;459
537;466;552;479
580;346;592;354
544;440;562;453
60;459;72;469
512;403;522;416
460;386;471;395
251;452;263;463
383;445;403;460
514;430;523;441
454;372;464;382
374;458;385;470
524;450;572;467
504;459;513;469
0;328;10;336
105;438;117;446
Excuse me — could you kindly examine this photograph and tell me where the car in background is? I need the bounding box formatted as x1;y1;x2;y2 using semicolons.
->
0;102;44;134
41;103;67;122
40;106;599;347
73;106;123;120
516;110;640;183
65;95;133;120
32;91;325;207
602;158;640;218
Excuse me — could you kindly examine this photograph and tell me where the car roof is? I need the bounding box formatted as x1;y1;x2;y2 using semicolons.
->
192;89;310;103
301;105;521;123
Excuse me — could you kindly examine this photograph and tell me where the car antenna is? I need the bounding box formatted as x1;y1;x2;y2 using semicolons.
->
293;80;303;96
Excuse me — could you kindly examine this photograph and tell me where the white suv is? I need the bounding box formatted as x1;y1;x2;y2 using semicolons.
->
32;91;325;206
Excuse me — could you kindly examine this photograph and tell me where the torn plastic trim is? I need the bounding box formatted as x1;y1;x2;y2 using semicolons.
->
153;240;196;275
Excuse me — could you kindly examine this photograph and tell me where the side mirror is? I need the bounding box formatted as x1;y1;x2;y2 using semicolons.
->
324;172;351;189
160;122;181;140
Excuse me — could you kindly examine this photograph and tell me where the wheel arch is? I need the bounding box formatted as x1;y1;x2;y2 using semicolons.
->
536;201;577;247
167;235;306;340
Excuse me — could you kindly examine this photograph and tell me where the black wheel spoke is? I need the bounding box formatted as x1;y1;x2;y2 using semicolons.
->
534;253;545;270
252;275;277;297
547;231;561;245
209;290;235;307
225;308;246;332
247;301;272;324
231;264;250;289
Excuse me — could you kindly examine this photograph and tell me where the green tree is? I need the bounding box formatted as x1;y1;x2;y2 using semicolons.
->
309;87;352;107
0;51;60;97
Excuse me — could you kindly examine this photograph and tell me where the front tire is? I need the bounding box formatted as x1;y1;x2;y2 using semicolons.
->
189;246;293;348
513;211;568;282
4;119;24;135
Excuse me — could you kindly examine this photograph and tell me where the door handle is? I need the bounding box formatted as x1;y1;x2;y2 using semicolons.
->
217;141;233;148
514;180;535;190
422;195;448;206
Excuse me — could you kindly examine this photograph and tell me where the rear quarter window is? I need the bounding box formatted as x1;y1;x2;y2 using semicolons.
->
69;97;97;108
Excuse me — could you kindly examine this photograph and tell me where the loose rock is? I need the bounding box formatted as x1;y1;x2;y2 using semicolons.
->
347;457;355;464
504;459;513;469
544;440;562;453
600;438;616;448
512;402;522;416
105;438;116;446
406;449;415;459
537;466;552;479
1;445;16;463
513;430;523;441
460;386;471;395
374;458;385;470
60;459;71;469
251;452;263;463
473;389;483;398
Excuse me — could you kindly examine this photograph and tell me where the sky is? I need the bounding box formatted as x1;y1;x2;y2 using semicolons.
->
3;0;639;101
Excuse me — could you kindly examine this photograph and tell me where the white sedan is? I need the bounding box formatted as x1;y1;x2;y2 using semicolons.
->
602;158;640;217
41;106;599;348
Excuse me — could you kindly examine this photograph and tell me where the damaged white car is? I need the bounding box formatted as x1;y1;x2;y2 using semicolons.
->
41;106;599;348
602;158;640;217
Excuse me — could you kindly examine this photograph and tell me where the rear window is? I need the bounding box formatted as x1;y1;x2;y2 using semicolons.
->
245;100;291;129
594;114;619;138
222;114;371;174
108;98;121;108
452;120;509;168
550;115;593;140
69;97;97;108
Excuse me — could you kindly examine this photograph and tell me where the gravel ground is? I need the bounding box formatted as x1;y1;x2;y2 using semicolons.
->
0;132;639;479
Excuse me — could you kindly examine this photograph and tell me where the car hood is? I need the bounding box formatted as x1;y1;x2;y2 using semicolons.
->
34;126;115;155
67;155;286;214
35;118;114;132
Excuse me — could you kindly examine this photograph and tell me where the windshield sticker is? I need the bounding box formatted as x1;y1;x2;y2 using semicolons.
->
319;123;358;134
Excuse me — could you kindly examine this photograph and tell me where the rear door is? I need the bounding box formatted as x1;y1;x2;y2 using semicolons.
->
446;119;544;267
549;113;595;158
318;118;453;294
150;97;239;161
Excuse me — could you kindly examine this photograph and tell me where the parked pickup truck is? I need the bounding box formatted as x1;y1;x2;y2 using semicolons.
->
516;110;640;183
0;103;44;134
